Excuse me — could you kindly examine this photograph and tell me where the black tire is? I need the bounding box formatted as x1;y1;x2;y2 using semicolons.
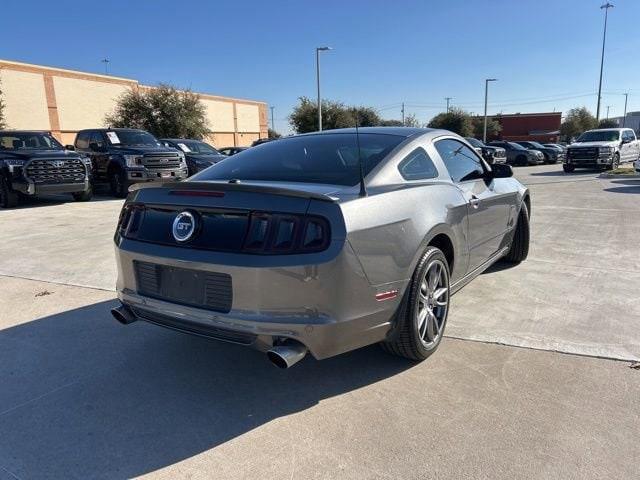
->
109;169;129;198
516;155;527;166
381;247;450;361
0;176;19;208
605;153;620;171
72;187;93;202
504;202;530;264
563;164;575;173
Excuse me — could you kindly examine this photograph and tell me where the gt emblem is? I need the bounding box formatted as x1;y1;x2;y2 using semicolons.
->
172;211;197;242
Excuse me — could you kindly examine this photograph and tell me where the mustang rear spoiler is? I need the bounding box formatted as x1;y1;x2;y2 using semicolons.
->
129;181;338;203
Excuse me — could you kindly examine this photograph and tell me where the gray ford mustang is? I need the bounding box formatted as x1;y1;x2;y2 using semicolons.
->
112;127;530;368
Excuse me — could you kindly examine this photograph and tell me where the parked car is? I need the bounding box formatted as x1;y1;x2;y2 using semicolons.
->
543;143;567;152
251;138;276;147
111;127;531;368
160;138;227;176
218;146;248;156
464;137;507;164
563;128;640;172
635;157;640;173
514;141;564;164
488;140;545;166
0;130;93;208
74;128;188;197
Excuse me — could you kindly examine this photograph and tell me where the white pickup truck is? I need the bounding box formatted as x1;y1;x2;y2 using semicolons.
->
563;128;640;172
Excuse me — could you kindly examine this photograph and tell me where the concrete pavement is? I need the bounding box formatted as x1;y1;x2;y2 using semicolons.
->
0;276;638;479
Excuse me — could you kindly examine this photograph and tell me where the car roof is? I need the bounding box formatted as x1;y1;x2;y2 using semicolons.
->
159;138;204;142
78;128;148;133
0;130;52;134
301;127;432;138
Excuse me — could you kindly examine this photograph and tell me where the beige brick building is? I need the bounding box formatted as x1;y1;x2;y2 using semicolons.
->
0;59;268;147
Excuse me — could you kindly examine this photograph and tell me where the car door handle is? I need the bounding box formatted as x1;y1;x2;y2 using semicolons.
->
469;195;481;209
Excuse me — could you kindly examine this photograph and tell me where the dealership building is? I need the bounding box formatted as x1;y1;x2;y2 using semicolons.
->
485;112;562;143
0;59;268;147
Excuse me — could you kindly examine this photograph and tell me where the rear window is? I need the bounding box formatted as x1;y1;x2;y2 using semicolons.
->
194;133;405;186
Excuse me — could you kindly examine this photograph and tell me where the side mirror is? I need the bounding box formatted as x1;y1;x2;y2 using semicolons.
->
65;144;75;151
488;163;513;179
622;138;631;144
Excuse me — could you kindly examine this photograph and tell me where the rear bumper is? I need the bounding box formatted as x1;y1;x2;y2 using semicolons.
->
114;239;403;359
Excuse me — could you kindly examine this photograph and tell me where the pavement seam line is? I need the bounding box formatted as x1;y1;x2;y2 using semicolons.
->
0;380;80;418
444;334;635;364
0;273;114;293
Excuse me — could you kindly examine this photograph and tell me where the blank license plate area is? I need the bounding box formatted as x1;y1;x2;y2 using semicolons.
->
159;266;206;305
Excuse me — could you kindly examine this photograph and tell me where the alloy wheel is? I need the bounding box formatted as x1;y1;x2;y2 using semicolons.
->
416;259;449;347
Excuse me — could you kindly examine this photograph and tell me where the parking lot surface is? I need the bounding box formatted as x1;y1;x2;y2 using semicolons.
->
1;164;639;479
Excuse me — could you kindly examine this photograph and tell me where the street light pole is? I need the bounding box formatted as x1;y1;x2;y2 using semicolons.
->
622;93;629;127
606;105;611;119
483;79;497;143
270;106;275;132
596;2;614;122
101;58;110;75
315;46;332;131
445;97;452;113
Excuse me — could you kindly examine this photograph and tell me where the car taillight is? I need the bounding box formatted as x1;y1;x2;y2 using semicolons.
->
242;212;330;254
116;203;144;239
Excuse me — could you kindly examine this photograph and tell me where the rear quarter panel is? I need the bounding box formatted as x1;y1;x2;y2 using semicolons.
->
340;183;468;288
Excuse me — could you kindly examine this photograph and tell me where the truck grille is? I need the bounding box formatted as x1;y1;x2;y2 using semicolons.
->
25;158;86;184
142;153;182;170
567;147;598;159
134;261;233;313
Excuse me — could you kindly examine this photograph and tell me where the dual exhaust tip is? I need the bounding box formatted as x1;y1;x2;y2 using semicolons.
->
111;304;308;369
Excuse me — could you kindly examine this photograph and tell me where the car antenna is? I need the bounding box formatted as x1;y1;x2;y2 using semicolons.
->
355;116;367;197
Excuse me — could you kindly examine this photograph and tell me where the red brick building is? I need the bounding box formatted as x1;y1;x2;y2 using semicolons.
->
486;112;562;143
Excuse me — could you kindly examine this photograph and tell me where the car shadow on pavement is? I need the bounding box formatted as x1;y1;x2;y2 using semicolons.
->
610;179;640;185
6;193;119;211
0;300;413;478
529;170;597;177
603;185;640;194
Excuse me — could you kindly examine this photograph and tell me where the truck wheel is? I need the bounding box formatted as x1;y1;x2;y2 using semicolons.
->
516;155;527;166
504;203;530;264
606;153;620;171
109;170;129;198
381;246;450;361
0;177;19;208
563;164;575;173
72;187;93;202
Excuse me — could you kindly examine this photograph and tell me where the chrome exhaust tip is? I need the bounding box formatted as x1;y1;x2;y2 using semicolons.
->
267;342;308;369
111;304;137;325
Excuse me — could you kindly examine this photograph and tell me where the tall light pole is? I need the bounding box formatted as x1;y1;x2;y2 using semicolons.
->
596;2;614;121
270;106;275;132
445;97;452;113
315;46;332;131
606;105;611;119
483;79;497;143
101;58;110;75
622;93;629;127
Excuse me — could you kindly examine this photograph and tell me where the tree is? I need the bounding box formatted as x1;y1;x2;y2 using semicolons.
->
348;106;381;127
471;116;501;140
427;108;473;136
403;113;423;128
598;118;618;128
379;119;404;127
289;97;356;133
268;128;281;139
560;107;597;141
0;78;6;129
105;84;209;139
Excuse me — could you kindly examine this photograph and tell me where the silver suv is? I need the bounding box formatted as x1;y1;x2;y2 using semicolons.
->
564;128;640;172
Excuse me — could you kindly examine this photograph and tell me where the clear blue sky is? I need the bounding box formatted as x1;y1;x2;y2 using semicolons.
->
2;0;639;134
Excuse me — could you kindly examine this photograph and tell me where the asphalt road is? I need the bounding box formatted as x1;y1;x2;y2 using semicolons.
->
1;164;639;479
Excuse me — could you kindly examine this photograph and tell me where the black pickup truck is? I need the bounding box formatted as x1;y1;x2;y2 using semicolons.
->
0;131;93;208
73;128;188;197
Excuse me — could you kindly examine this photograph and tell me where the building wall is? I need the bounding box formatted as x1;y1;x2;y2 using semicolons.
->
489;112;562;143
0;59;268;147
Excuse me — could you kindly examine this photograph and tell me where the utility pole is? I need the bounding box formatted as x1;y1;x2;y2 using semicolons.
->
315;46;332;131
622;93;629;127
445;97;452;113
483;79;497;143
596;2;614;121
270;106;275;132
101;58;110;75
606;105;611;119
401;102;405;126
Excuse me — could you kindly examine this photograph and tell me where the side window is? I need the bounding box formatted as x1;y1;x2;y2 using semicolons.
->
75;132;90;149
398;147;438;180
90;132;105;149
434;138;484;183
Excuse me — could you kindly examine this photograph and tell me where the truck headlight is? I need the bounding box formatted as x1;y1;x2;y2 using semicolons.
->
599;147;614;155
123;155;143;167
